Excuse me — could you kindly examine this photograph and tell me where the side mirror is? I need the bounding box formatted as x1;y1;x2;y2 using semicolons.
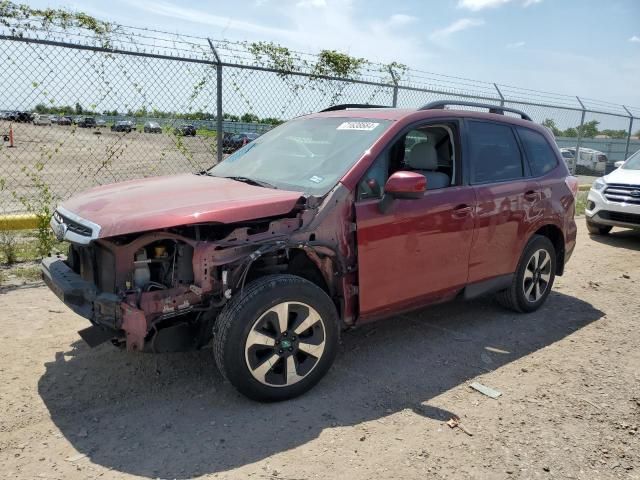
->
379;171;426;213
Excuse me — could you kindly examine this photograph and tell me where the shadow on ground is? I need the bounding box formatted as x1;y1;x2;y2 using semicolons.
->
38;291;603;478
587;228;640;251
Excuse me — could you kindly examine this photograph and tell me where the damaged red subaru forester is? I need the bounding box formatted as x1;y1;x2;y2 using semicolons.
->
43;101;578;401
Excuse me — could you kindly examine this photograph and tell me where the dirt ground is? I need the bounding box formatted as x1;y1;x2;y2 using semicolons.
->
0;220;639;480
1;121;217;214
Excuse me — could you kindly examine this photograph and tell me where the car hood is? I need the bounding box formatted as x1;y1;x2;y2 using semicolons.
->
59;174;304;238
605;168;640;186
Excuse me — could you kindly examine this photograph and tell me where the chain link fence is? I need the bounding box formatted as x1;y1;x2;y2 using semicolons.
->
1;7;639;215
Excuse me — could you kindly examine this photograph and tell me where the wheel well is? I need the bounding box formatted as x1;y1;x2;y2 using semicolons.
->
534;224;565;276
243;248;331;295
286;250;331;294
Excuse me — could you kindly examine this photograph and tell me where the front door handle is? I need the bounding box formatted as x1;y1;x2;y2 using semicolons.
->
452;204;473;218
524;190;539;202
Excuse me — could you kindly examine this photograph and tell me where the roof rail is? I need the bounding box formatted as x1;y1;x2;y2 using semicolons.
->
320;104;390;112
419;100;532;121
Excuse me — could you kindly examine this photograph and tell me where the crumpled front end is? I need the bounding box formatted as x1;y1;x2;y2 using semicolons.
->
42;181;358;353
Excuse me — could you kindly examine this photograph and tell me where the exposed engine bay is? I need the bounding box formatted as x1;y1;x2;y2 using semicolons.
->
56;187;356;353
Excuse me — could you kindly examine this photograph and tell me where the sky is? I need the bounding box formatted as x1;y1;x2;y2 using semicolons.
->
22;0;640;109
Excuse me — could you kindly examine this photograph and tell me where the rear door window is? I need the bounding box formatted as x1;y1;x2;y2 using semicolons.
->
517;127;558;176
467;121;524;184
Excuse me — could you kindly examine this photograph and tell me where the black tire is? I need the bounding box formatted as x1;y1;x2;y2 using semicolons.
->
496;235;556;313
213;274;339;402
586;219;612;235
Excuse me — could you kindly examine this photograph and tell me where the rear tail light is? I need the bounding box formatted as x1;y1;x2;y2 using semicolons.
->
565;176;579;198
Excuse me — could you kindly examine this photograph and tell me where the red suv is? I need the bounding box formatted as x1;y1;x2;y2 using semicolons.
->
43;101;578;401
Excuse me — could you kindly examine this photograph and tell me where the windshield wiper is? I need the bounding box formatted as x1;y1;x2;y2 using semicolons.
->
221;176;278;189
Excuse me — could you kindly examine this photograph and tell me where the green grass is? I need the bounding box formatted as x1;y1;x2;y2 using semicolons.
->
196;128;217;137
575;191;588;216
12;265;42;282
0;231;66;286
0;231;67;264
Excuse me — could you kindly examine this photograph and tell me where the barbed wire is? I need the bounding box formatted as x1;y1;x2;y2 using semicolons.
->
1;9;637;116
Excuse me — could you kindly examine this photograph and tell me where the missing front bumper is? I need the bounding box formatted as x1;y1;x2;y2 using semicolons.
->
41;256;121;332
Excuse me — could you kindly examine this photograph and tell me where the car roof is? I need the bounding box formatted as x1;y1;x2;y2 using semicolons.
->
304;106;550;135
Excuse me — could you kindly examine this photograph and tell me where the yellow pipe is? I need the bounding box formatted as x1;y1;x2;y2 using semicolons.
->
0;214;39;231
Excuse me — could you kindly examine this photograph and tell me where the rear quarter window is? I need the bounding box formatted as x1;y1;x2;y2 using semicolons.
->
467;121;524;184
517;128;558;176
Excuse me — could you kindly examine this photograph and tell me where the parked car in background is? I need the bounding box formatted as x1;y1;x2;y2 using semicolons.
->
567;147;607;174
560;148;576;173
58;116;72;126
111;120;134;133
144;121;162;133
174;124;196;136
32;113;52;126
223;132;260;152
586;148;640;234
96;119;107;128
73;116;83;125
14;111;33;123
49;115;59;124
78;117;96;128
43;101;578;402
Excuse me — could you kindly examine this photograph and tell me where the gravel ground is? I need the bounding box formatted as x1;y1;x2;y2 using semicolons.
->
0;220;639;480
1;121;217;214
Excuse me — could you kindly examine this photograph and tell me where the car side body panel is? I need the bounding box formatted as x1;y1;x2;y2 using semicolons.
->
355;185;476;320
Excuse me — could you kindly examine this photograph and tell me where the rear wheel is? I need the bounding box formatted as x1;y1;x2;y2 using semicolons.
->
586;219;612;235
496;235;556;313
213;274;339;402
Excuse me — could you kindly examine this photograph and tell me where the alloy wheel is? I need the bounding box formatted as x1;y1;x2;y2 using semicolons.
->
244;302;326;387
522;249;552;303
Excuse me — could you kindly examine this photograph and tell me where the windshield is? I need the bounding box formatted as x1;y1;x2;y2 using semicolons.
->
208;117;391;195
622;149;640;170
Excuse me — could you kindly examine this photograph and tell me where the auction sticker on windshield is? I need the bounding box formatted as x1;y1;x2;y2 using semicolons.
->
337;121;380;131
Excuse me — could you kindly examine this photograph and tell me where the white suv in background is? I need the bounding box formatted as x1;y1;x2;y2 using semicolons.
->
585;149;640;234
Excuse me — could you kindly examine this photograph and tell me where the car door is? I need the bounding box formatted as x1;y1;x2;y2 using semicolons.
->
465;120;542;284
355;122;476;320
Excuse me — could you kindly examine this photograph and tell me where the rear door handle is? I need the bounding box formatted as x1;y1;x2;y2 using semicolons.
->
452;204;473;218
524;190;539;202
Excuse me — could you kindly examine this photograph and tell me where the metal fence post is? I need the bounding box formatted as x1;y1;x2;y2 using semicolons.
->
388;66;399;107
494;83;504;107
208;38;223;164
622;105;634;160
575;96;586;175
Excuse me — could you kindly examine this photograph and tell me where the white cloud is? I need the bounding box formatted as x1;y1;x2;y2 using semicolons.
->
133;0;430;67
388;14;418;27
296;0;327;7
458;0;541;11
430;18;484;40
506;41;525;48
630;35;640;43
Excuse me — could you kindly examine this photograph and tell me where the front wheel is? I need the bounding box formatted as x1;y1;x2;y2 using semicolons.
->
213;275;339;402
496;235;556;313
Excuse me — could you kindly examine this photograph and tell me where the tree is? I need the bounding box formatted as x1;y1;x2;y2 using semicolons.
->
541;118;561;137
563;127;578;137
241;112;260;123
600;129;627;139
74;102;83;115
577;120;599;138
34;103;48;114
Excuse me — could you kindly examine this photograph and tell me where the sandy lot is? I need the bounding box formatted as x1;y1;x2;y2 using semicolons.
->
0;221;639;480
1;121;217;214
